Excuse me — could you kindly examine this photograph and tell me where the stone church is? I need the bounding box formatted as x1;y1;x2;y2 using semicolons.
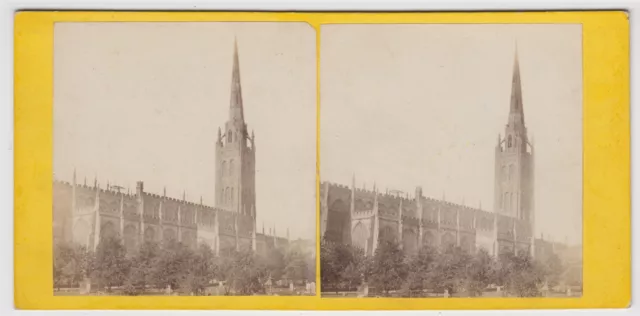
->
320;50;561;262
53;40;291;257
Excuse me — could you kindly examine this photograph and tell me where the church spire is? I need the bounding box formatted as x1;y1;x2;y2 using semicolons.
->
509;42;525;127
229;37;244;123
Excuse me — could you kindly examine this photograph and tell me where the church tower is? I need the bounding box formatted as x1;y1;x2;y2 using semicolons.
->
215;39;257;219
494;46;535;223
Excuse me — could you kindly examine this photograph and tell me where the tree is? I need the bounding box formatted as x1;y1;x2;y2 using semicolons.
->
220;250;267;295
320;238;341;291
179;244;217;295
320;238;367;292
152;239;195;292
464;248;495;297
404;245;437;296
368;240;408;296
126;240;160;295
498;251;544;297
53;242;91;290
283;248;309;285
91;236;130;292
264;247;285;281
543;252;563;288
428;245;472;295
340;262;363;291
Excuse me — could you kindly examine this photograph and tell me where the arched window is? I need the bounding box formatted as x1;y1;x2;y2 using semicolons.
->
508;135;513;148
228;130;233;143
352;222;368;250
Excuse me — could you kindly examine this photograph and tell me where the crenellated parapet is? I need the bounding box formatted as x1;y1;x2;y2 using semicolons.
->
353;189;376;213
323;180;535;257
196;206;218;228
475;209;496;231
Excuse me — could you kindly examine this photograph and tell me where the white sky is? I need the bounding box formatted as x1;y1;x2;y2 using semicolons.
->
53;22;317;241
320;24;583;245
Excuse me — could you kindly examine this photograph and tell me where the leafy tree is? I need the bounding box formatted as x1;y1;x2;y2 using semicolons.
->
126;240;160;294
464;248;495;297
53;242;91;290
220;250;267;295
283;248;309;285
340;262;363;291
179;243;217;295
91;236;130;292
320;238;340;291
368;240;408;296
264;247;285;281
499;251;544;297
428;245;472;295
320;238;367;292
404;245;437;295
152;239;195;292
543;252;564;288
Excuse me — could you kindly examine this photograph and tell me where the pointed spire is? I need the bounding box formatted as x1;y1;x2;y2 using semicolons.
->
163;186;167;197
217;127;222;143
509;41;525;125
72;168;77;185
262;221;265;235
94;175;98;188
84;176;87;186
229;36;244;122
182;190;186;201
107;180;110;190
200;196;203;205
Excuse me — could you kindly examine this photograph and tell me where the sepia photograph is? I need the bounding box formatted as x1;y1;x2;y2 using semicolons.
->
52;22;317;296
319;24;583;298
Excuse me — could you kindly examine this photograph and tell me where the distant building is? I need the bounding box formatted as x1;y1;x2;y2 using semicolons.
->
53;40;294;257
320;49;563;259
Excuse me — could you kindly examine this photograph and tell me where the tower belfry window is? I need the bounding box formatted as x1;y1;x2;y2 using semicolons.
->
508;135;513;148
228;130;233;143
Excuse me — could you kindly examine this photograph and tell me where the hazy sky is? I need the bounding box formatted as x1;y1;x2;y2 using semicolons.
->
320;24;583;245
53;22;316;241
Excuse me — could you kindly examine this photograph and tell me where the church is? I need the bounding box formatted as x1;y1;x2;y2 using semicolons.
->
53;40;292;257
320;49;561;262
